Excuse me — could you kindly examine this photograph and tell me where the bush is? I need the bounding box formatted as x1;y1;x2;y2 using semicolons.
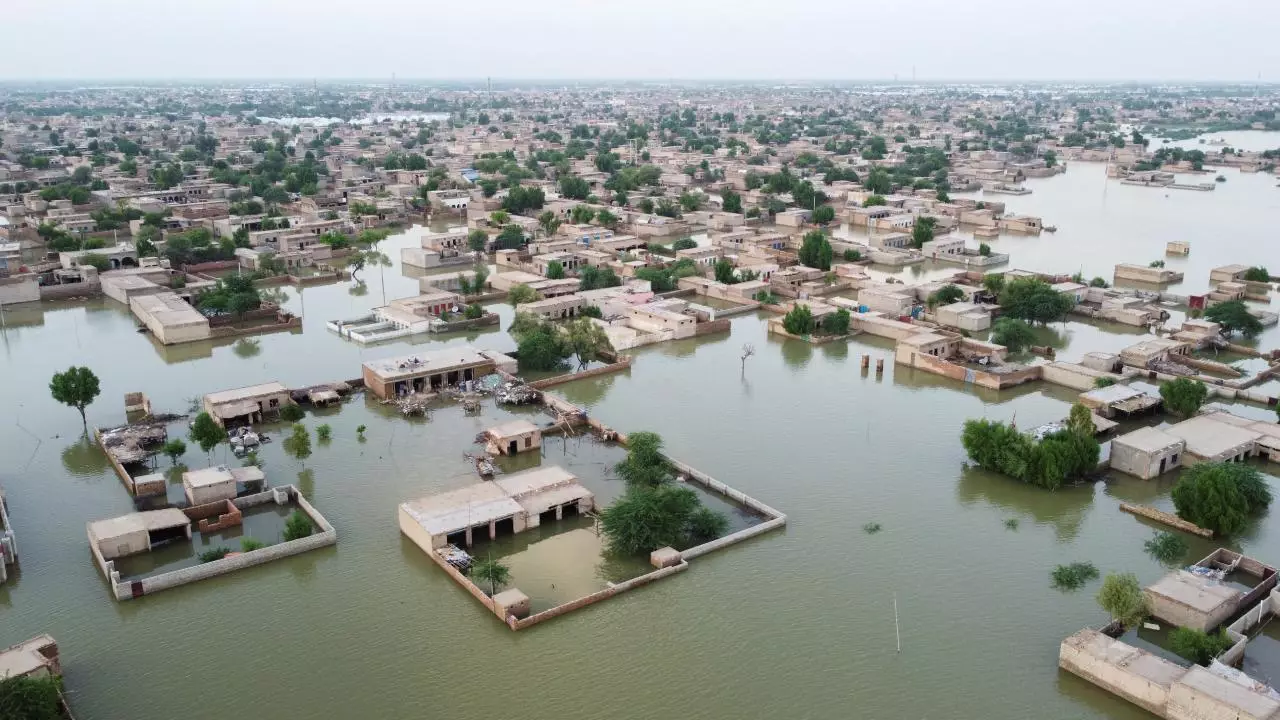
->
283;510;314;541
278;403;305;422
797;230;833;270
580;305;602;319
961;418;1099;490
928;284;965;308
1159;378;1207;418
0;673;64;720
843;248;861;262
999;277;1075;324
1169;627;1233;666
1172;462;1272;536
316;424;332;443
1096;572;1149;629
1051;562;1100;590
782;304;814;335
199;547;231;563
820;308;851;336
464;303;485;319
978;242;992;257
1094;376;1116;388
161;438;187;464
1143;531;1188;566
241;537;266;552
1243;266;1271;282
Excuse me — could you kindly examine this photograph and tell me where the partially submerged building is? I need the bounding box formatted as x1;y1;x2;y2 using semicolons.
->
484;420;542;456
183;465;265;505
88;508;192;560
398;465;593;550
130;292;211;345
202;382;293;427
1111;426;1185;480
362;347;517;400
0;635;62;683
0;488;15;583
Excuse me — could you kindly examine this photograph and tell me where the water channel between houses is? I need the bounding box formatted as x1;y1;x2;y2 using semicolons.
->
3;144;1280;719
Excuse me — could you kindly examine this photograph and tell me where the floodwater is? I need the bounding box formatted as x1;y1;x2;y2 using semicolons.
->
2;145;1280;719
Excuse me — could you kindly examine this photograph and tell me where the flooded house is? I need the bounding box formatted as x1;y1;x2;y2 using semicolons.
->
202;382;293;427
484;420;542;456
362;347;517;400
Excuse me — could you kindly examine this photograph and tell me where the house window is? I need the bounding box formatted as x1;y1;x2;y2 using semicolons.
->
269;398;279;408
525;437;531;448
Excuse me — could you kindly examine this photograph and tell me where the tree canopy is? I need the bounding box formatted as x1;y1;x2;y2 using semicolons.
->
961;413;1099;490
999;277;1074;324
797;230;833;271
991;318;1036;353
1204;300;1263;339
1171;462;1272;536
1159;378;1207;418
49;366;100;425
1096;573;1149;629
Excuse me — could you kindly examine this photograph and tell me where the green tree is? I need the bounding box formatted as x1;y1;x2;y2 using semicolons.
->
162;438;187;464
978;243;992;257
278;404;305;422
545;260;566;280
863;194;887;207
570;205;595;225
283;509;314;541
565;317;613;368
928;283;965;308
1243;266;1271;282
578;265;620;291
600;485;703;555
999;277;1074;324
471;554;512;596
797;230;833;271
1204;300;1263;339
596;209;619;229
812;205;836;225
467;228;489;253
911;217;937;248
1169;627;1233;666
615;431;673;487
537;210;561;237
1159;378;1208;418
713;258;740;284
843;248;862;262
782;304;814;335
558;176;590;200
991;318;1036;353
820;308;851;335
721;189;743;214
1096;573;1149;629
0;672;64;720
1067;403;1095;437
49;366;101;425
508;283;538;306
188;412;227;457
496;224;526;250
864;167;892;194
283;423;313;463
1172;462;1272;536
316;424;332;444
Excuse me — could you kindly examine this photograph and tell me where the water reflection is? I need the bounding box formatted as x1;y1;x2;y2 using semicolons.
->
348;281;368;297
956;465;1095;541
60;433;112;478
297;469;315;499
774;335;813;370
232;338;262;358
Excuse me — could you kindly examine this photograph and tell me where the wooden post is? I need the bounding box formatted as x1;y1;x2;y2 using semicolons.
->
876;358;884;375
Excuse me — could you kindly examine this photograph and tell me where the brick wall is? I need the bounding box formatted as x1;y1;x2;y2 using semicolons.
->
39;279;101;300
528;357;633;390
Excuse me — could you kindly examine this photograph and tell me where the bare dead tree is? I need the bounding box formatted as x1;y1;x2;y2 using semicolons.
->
740;343;755;377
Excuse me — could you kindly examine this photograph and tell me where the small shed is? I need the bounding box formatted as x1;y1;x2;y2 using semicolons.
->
183;466;264;506
88;508;191;560
1145;569;1242;631
1110;426;1185;479
485;420;542;456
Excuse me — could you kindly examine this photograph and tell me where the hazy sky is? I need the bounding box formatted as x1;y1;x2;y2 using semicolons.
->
8;0;1280;82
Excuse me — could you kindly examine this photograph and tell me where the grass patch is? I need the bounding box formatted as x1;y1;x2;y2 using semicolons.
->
1051;562;1099;590
1170;627;1233;666
240;537;266;552
198;547;231;563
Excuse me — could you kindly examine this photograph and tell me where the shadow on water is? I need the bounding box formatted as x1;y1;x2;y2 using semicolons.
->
60;432;112;479
232;338;262;358
772;335;813;370
956;464;1095;541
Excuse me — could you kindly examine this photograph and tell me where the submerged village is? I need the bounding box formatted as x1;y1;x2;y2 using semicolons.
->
2;81;1280;719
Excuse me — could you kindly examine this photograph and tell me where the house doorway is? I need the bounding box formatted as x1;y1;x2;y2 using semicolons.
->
508;440;519;455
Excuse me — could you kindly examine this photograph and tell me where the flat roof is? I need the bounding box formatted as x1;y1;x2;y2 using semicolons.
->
0;636;57;680
204;382;288;407
363;346;496;381
1148;569;1241;615
486;420;540;439
131;292;207;328
88;508;190;542
1082;384;1144;405
1166;415;1262;458
401;483;524;537
1061;629;1185;689
1114;426;1184;454
183;465;264;489
1177;666;1280;718
492;466;577;499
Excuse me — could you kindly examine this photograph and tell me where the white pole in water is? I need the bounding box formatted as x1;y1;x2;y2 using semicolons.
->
893;593;901;653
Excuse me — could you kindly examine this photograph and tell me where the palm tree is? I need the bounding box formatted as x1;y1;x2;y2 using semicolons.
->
471;554;511;596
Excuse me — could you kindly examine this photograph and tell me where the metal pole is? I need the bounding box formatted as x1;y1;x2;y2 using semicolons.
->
893;593;901;653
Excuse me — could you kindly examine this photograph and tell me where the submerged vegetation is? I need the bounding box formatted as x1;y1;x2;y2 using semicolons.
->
1051;562;1099;591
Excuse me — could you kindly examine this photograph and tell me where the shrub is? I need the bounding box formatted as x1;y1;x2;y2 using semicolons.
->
1051;562;1099;590
240;537;266;552
991;317;1036;353
278;403;305;422
464;303;484;319
1159;378;1207;418
0;673;64;720
1094;376;1116;388
199;547;231;563
1004;518;1019;530
283;510;314;541
978;243;992;257
1169;627;1233;666
820;308;851;336
316;424;332;443
782;304;814;335
862;522;882;534
1143;531;1188;566
161;438;187;464
843;248;861;262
